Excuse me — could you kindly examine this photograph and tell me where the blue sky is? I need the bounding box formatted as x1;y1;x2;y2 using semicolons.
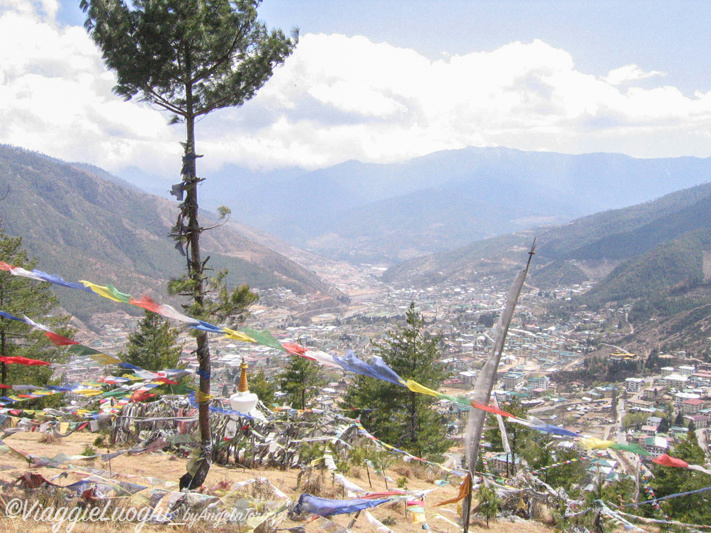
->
57;0;711;94
3;0;711;186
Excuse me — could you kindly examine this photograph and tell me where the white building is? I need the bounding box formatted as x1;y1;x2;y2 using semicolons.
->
626;378;645;393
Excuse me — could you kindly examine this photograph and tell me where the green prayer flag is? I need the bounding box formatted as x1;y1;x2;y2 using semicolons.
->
107;285;132;303
610;443;651;456
242;328;286;351
68;345;102;356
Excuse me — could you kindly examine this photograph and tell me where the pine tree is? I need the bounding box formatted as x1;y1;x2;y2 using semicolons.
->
81;0;296;489
250;369;276;407
651;429;710;523
278;355;323;410
119;311;184;371
0;226;73;387
342;302;451;459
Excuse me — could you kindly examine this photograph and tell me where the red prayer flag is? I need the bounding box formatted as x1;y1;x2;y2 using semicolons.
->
652;454;689;468
0;262;11;271
282;342;307;356
470;400;515;418
0;355;50;366
44;331;79;346
0;384;11;389
153;377;178;385
131;391;156;403
129;296;162;314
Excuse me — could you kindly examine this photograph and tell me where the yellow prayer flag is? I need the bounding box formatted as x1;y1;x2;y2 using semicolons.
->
194;391;214;403
580;437;613;450
222;328;257;343
77;389;103;397
405;379;440;397
91;353;122;365
79;280;125;302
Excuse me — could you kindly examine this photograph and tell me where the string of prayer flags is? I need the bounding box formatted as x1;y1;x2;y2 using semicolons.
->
530;458;582;475
10;259;711;464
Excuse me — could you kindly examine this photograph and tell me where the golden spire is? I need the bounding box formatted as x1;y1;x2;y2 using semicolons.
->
238;358;249;393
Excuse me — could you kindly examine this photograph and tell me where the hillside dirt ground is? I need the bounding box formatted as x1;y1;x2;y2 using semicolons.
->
0;430;568;533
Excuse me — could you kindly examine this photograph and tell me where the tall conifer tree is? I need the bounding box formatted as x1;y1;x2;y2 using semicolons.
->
81;0;296;488
0;226;72;386
119;311;184;372
343;303;451;459
278;356;322;410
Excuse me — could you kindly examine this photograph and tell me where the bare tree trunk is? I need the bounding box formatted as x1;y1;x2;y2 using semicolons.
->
179;80;212;489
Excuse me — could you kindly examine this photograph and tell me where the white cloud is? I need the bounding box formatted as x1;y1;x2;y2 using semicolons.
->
230;34;711;168
0;4;180;176
605;64;666;85
2;4;711;182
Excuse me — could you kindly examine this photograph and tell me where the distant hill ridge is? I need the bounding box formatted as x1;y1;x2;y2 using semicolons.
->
0;145;344;324
384;180;711;304
197;146;711;263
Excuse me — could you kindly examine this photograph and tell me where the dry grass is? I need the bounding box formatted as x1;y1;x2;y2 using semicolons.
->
38;433;61;445
0;430;563;533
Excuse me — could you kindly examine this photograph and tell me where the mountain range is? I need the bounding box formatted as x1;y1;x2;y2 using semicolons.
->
196;146;711;263
384;180;711;295
6;141;711;352
0;145;345;326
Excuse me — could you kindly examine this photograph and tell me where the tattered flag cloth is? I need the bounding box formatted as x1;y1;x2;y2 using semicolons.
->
653;453;689;468
435;473;471;507
294;494;391;517
333;351;405;386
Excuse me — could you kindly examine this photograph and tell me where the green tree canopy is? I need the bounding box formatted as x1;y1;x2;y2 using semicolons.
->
118;311;184;371
80;0;297;120
651;429;710;523
250;369;276;407
342;302;451;459
0;226;72;387
278;355;323;410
